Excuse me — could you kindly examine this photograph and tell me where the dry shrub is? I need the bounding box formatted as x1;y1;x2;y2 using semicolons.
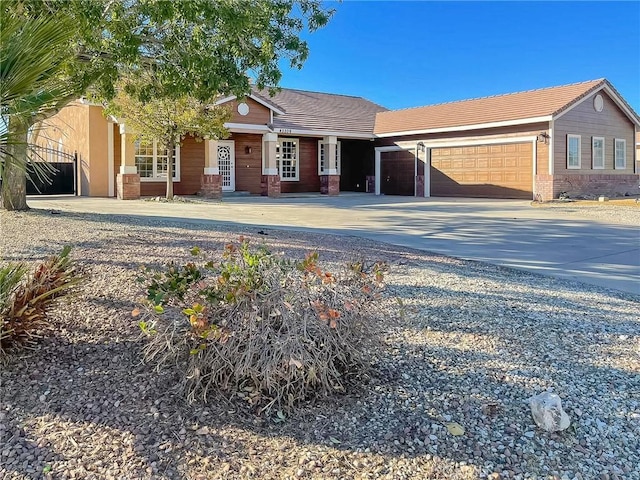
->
137;238;386;413
0;246;80;358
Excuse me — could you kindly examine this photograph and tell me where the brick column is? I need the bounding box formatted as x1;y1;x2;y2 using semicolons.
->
262;132;280;197
201;140;222;199
534;174;554;202
322;135;339;196
116;124;140;200
327;175;340;195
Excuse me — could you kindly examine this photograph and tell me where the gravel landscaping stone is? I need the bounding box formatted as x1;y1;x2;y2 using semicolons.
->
1;207;638;480
533;201;640;226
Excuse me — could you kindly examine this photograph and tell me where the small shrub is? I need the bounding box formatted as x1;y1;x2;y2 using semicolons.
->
0;246;81;359
136;238;386;413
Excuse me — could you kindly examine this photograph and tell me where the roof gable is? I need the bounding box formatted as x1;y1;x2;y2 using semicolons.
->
215;93;285;115
260;88;388;138
374;79;639;136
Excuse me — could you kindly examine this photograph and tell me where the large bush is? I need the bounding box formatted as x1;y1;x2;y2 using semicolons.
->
136;238;386;413
0;246;80;359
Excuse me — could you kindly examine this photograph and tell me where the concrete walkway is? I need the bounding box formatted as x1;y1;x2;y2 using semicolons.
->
26;194;640;295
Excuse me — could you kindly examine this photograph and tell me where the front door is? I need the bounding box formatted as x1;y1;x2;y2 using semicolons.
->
217;140;235;192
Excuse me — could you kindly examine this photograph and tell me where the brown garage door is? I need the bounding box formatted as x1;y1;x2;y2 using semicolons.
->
431;142;533;199
380;150;417;196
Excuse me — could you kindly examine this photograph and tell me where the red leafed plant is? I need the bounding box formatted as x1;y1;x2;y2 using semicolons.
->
1;246;81;359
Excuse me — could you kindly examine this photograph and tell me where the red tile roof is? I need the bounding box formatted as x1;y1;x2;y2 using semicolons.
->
374;79;609;135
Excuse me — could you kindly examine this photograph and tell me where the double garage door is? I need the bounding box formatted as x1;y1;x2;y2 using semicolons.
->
381;142;533;199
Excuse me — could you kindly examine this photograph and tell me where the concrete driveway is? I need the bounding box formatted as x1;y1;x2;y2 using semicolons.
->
26;194;640;295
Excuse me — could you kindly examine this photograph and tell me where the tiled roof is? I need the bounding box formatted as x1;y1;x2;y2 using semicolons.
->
374;79;609;135
257;88;388;136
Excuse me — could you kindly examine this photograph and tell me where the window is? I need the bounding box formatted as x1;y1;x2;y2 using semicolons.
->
592;137;604;169
317;140;341;175
134;140;180;181
276;138;299;181
614;139;626;169
567;134;581;169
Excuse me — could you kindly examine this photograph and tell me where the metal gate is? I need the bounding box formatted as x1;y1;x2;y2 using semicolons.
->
26;146;78;195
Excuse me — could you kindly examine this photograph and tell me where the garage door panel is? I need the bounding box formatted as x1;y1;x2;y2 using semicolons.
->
504;157;517;167
463;159;476;168
504;144;518;153
431;142;532;199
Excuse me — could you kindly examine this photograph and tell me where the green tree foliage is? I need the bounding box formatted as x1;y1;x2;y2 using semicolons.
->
0;6;82;210
2;0;333;209
106;73;232;199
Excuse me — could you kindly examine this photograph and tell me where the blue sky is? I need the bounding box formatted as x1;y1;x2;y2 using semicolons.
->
280;1;640;112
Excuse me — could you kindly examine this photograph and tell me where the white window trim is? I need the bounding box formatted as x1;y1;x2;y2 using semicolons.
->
592;136;605;170
277;137;299;181
614;138;626;170
567;134;581;169
136;140;181;182
317;140;342;175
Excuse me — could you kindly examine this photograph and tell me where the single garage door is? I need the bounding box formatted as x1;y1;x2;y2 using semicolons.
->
380;150;419;196
431;142;533;199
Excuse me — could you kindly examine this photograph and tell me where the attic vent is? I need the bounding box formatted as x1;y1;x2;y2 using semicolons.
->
594;94;604;112
237;102;250;116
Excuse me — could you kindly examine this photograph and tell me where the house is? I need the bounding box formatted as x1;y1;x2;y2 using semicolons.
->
36;79;638;201
37;90;386;199
374;79;639;201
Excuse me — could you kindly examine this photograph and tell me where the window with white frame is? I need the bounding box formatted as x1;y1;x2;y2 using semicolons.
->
276;138;299;181
614;138;626;169
567;134;581;169
592;137;604;169
134;140;180;181
317;140;341;175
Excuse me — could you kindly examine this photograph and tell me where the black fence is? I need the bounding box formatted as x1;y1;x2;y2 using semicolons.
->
26;146;78;195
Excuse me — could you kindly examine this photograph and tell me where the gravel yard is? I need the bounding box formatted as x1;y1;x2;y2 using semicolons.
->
532;200;640;226
1;208;639;480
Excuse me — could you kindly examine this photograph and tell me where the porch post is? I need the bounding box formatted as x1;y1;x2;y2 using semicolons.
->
415;142;425;198
424;147;431;198
116;124;140;200
201;139;222;199
321;135;339;196
374;148;381;195
262;132;280;197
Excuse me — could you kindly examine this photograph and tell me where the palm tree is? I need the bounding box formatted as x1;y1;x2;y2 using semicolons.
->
0;8;78;210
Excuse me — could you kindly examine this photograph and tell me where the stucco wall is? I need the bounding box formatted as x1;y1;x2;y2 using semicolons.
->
88;105;111;197
35;102;91;194
35;102;113;197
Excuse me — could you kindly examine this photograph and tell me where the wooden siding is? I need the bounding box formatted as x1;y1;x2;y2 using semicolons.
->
139;135;205;197
227;97;271;125
230;133;263;194
431;142;533;199
280;137;320;193
554;91;635;174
